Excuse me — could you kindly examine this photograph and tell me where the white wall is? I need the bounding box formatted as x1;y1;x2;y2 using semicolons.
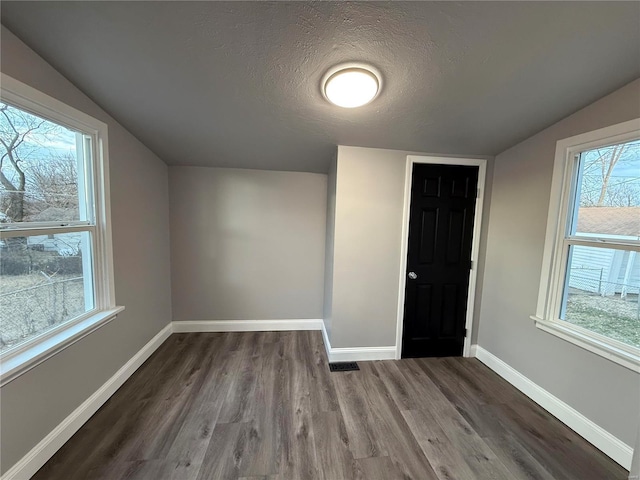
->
478;78;640;447
0;26;173;474
169;166;327;321
327;146;493;349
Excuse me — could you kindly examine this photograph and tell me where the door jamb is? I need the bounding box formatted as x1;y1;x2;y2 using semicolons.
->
395;155;487;360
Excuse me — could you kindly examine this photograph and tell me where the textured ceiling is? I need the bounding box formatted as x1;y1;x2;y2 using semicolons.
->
1;1;639;173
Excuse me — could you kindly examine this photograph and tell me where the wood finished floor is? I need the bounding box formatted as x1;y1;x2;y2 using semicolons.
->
33;331;627;480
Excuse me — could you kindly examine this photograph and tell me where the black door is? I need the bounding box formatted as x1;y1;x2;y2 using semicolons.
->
401;164;479;358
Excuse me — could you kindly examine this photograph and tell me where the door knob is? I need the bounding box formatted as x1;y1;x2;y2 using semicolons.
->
408;272;418;280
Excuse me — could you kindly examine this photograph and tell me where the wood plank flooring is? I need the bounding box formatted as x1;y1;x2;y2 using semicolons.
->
33;331;628;480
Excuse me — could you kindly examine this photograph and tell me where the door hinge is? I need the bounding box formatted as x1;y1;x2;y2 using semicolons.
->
464;328;468;338
470;260;474;270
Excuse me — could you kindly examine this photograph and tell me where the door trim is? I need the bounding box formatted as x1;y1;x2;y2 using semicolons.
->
395;155;487;359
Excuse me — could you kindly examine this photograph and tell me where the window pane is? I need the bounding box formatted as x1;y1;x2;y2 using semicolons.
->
0;231;94;352
561;245;639;348
0;102;91;225
574;139;640;240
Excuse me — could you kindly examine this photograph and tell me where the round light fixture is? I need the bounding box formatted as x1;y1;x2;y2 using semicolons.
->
322;63;381;108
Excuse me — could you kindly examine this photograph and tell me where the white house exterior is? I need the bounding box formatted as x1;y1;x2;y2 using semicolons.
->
570;207;640;297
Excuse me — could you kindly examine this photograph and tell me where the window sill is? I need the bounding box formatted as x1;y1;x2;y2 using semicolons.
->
531;315;640;373
0;306;125;386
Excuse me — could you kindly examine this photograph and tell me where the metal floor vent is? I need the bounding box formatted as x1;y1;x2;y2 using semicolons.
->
329;361;360;372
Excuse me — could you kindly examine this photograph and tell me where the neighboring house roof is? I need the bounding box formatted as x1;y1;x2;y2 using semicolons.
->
577;207;640;237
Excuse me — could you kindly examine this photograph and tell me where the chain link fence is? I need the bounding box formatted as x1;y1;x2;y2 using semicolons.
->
569;267;639;298
0;275;85;351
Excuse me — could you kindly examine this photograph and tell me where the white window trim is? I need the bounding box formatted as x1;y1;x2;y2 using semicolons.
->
0;73;123;386
531;118;640;373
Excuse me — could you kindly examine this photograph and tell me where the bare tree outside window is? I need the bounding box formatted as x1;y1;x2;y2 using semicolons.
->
0;102;91;352
579;140;640;208
0;103;80;224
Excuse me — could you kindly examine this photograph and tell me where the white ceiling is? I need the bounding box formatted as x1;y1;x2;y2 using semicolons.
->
2;1;639;173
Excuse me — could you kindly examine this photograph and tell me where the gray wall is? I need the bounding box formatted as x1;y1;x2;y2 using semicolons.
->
478;78;640;447
328;146;493;348
169;166;327;321
323;154;337;338
0;26;173;474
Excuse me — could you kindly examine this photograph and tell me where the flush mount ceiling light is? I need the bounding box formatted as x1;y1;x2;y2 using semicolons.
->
321;63;381;108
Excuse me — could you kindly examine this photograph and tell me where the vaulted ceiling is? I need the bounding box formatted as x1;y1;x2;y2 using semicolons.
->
2;1;639;173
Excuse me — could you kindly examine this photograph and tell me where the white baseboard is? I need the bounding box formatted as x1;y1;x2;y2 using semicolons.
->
474;345;633;470
469;344;478;357
320;320;333;359
326;345;397;362
172;319;324;333
172;320;396;361
320;321;396;362
1;323;173;480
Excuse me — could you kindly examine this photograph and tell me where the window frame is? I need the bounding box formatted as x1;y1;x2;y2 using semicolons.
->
0;73;123;386
532;118;640;373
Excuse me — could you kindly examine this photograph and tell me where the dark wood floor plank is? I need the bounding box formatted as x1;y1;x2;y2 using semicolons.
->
218;332;263;424
274;331;318;480
88;458;167;480
374;359;511;479
357;361;441;480
372;359;458;415
32;331;629;480
163;335;235;479
483;433;557;480
82;335;214;478
416;358;513;439
331;369;389;459
440;357;504;405
236;340;282;477
33;334;203;480
455;358;525;405
370;360;423;411
312;411;360;480
502;398;627;480
195;422;246;480
355;456;407;480
402;408;477;480
305;330;341;414
121;334;216;462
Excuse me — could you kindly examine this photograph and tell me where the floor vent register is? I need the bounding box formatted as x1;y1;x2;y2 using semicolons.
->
329;362;360;372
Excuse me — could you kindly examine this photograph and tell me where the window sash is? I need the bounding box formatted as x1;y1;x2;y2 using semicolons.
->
0;222;94;237
551;171;640;326
0;228;98;358
564;237;640;252
556;240;639;317
533;119;640;372
563;145;640;245
540;238;640;372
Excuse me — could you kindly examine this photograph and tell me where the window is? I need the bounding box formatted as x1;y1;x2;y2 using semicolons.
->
0;74;122;385
533;119;640;372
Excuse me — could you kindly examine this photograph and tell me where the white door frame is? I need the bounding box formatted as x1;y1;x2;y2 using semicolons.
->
395;155;487;360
